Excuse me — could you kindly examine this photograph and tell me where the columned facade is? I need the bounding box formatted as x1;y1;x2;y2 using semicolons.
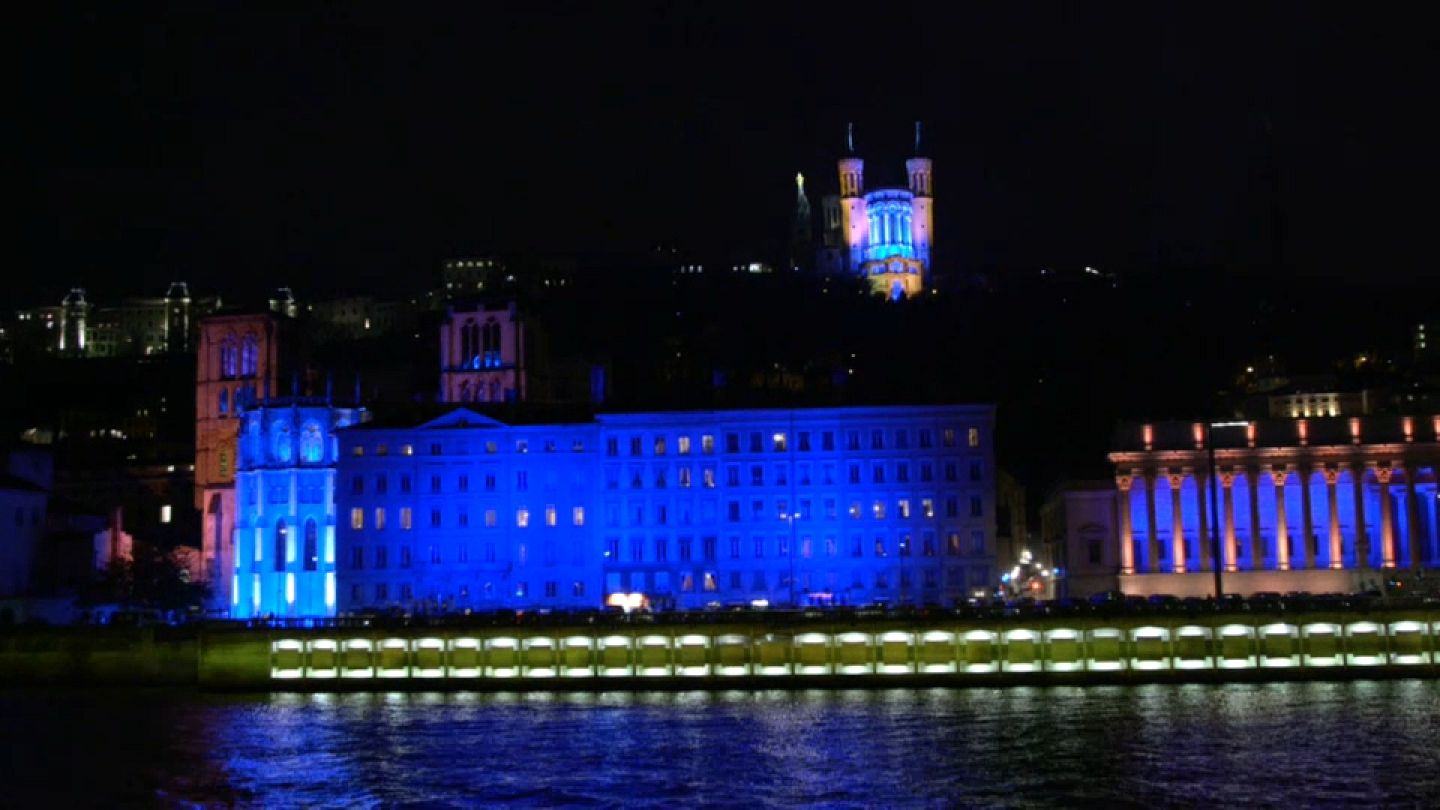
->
1106;417;1440;597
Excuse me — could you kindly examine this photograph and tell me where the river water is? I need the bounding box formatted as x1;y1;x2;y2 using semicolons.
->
3;680;1437;808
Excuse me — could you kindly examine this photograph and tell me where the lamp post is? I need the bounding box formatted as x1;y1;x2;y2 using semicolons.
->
1207;421;1249;599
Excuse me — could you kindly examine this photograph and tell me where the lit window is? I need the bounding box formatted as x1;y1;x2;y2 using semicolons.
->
485;509;497;528
351;445;364;456
773;432;787;452
968;427;980;448
922;498;934;518
400;507;413;530
516;440;528;454
159;505;172;524
400;444;413;456
350;508;364;530
678;436;691;455
701;435;715;454
573;506;585;526
898;499;911;519
873;501;886;519
942;429;956;447
849;502;861;519
517;508;530;528
654;437;667;456
374;508;386;531
545;505;557;527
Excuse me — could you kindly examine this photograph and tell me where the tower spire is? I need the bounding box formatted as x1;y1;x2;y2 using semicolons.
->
914;120;922;153
846;122;854;153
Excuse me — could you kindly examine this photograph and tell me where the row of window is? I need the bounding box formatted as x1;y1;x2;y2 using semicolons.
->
602;531;988;562
606;459;983;490
346;459;984;498
345;494;981;533
347;425;985;459
351;580;584;603
340;527;987;572
604;427;980;457
348;505;587;531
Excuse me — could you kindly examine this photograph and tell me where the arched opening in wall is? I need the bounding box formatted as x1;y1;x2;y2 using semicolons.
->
462;321;480;369
889;281;904;301
208;493;224;572
220;337;238;378
483;319;501;367
303;519;318;571
274;519;288;573
300;422;323;463
240;335;259;377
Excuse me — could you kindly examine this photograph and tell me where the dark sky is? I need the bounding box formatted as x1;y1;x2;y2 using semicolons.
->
17;2;1436;306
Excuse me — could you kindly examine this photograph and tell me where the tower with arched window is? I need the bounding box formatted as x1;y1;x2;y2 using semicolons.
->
439;302;530;405
195;311;287;610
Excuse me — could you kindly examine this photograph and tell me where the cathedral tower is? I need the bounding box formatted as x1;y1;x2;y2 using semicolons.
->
906;122;934;272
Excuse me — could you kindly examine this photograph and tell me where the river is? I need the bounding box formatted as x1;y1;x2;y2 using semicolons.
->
3;680;1437;807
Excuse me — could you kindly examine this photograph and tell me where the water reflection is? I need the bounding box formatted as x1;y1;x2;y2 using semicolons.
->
2;681;1438;808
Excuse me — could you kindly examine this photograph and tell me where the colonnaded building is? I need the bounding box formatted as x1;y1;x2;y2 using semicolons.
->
1050;416;1440;598
223;403;997;617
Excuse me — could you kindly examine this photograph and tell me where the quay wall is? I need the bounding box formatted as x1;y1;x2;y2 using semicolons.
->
4;610;1440;690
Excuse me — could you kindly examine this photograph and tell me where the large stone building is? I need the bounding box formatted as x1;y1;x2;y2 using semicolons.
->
817;124;934;299
1094;416;1440;598
14;284;214;358
229;396;365;618
223;403;996;617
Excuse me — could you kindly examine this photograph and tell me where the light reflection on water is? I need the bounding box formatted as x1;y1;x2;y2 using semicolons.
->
3;681;1438;808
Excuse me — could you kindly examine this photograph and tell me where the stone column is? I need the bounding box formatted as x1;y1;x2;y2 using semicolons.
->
1248;469;1264;569
1299;466;1316;570
1324;468;1343;569
1271;468;1290;571
1404;465;1422;570
1117;475;1135;575
1194;470;1210;572
1221;472;1238;572
1352;463;1369;570
1376;467;1396;569
1169;473;1187;574
1144;473;1160;573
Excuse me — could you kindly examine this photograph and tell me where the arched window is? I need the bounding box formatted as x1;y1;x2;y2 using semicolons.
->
220;338;238;378
240;336;259;376
272;420;293;464
218;388;229;415
299;422;324;463
274;519;288;572
303;519;318;571
461;321;481;369
483;321;502;367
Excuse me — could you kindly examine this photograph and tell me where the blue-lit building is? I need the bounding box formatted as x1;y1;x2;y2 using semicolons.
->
230;397;366;618
331;405;996;615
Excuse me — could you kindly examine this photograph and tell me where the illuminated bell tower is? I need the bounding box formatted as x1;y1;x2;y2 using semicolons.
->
906;122;933;272
837;123;868;274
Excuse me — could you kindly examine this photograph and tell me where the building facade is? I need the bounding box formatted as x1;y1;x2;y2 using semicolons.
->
1108;416;1440;597
229;398;365;618
1040;481;1122;599
820;127;934;299
320;404;995;617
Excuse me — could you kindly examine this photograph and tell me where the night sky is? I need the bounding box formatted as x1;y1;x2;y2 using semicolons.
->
18;3;1435;306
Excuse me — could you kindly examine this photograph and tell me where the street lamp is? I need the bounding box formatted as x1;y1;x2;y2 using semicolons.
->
1206;421;1250;599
